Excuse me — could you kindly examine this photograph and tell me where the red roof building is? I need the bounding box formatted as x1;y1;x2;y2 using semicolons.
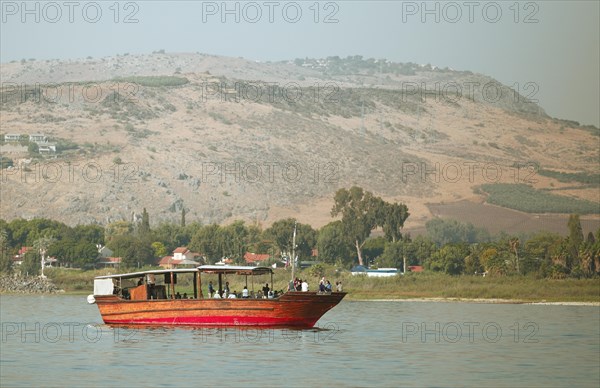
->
243;252;270;264
408;265;424;272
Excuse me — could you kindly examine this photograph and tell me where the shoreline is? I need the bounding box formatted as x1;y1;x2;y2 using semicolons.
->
356;297;600;306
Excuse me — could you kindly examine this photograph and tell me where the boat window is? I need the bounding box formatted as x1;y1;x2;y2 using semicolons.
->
93;278;114;295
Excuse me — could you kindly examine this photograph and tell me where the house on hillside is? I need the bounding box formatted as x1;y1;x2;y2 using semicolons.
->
29;134;48;144
12;246;32;265
4;134;21;142
38;144;57;154
243;252;270;266
158;247;202;268
97;245;114;259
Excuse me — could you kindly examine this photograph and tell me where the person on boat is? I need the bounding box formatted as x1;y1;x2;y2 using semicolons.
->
137;277;144;286
295;279;302;291
183;292;188;299
301;279;309;292
228;291;237;299
267;290;274;299
175;292;181;299
319;277;326;292
336;281;343;292
262;283;270;298
213;291;221;299
242;286;249;298
147;274;156;299
325;280;332;292
208;281;214;298
224;281;230;297
288;279;294;291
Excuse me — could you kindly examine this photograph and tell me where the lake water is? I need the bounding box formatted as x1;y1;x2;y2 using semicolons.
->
1;295;598;387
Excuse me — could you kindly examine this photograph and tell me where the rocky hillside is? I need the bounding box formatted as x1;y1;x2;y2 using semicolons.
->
1;53;598;233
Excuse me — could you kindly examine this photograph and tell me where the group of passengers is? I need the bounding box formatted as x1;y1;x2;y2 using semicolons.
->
289;278;309;292
207;281;280;299
319;277;333;292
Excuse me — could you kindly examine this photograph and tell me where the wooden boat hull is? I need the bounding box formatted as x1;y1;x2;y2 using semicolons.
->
95;292;346;328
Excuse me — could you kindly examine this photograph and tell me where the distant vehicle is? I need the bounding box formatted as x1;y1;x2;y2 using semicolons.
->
351;265;400;277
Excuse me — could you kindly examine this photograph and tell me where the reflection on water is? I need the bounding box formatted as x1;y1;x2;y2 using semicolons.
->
1;295;598;387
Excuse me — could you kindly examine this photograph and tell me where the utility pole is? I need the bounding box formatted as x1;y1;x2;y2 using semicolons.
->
40;247;47;278
291;220;297;282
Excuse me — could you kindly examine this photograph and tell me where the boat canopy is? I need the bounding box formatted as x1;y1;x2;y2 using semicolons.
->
94;265;273;280
94;268;199;280
198;265;273;276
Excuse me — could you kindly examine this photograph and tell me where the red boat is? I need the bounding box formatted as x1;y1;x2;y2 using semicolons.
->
88;265;346;327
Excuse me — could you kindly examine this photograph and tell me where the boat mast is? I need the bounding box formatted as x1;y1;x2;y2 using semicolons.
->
291;220;297;282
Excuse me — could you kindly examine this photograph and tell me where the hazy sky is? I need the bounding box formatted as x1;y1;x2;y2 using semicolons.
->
1;0;599;126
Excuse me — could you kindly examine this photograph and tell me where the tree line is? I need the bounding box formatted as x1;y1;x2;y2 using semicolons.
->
0;187;598;279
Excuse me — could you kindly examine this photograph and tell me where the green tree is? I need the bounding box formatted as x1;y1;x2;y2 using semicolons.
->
317;221;353;266
28;142;39;155
567;214;584;270
245;224;264;253
122;239;154;268
0;229;12;274
72;242;100;268
331;187;382;266
263;219;317;261
220;221;249;259
190;224;222;263
20;250;39;276
409;235;437;265
105;221;133;243
296;223;318;260
426;244;468;275
464;244;484;274
72;224;104;245
381;202;410;242
363;237;386;266
152;222;187;253
107;234;137;258
426;218;490;246
378;240;407;269
181;208;186;227
151;241;168;258
263;218;296;257
139;208;150;237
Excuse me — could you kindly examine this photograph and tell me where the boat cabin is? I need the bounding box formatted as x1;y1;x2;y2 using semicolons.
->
93;265;274;301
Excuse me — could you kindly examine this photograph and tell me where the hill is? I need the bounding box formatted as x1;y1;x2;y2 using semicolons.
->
1;53;598;235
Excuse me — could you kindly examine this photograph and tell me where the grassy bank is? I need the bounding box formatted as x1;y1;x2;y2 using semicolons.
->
37;267;600;303
339;272;600;302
